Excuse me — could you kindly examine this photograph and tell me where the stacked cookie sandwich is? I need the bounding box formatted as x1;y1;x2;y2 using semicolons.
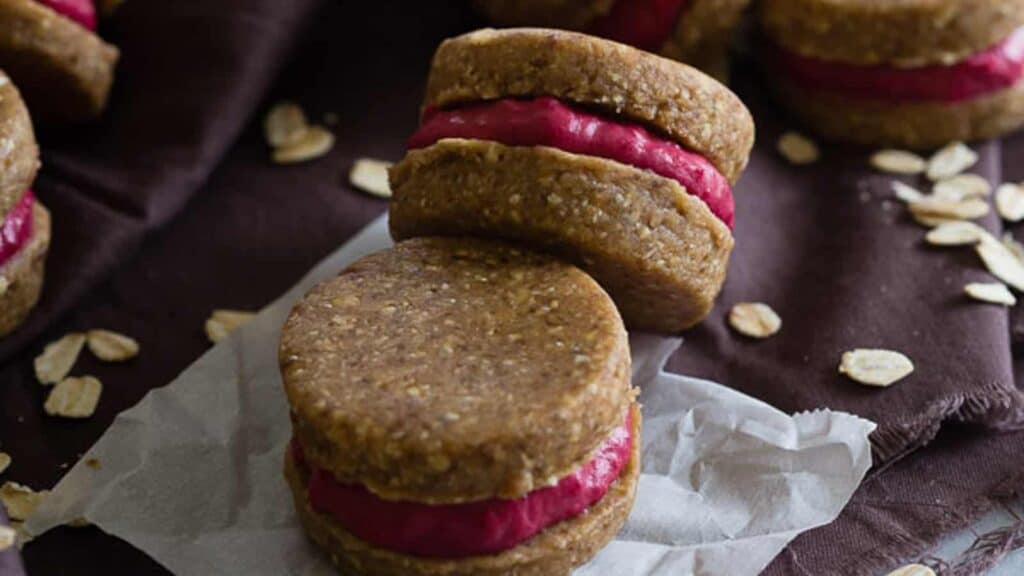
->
391;28;754;333
0;71;50;337
761;0;1024;147
473;0;751;78
0;0;118;123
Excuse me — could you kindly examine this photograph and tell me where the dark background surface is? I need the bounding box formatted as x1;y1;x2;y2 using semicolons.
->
2;1;1024;575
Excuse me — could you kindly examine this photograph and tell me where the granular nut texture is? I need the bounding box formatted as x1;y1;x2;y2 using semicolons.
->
0;69;38;217
280;237;634;504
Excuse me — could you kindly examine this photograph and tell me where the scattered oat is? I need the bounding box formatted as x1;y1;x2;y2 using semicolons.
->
910;212;958;228
976;235;1024;292
44;376;102;419
965;282;1016;306
0;525;13;551
11;522;31;548
777;131;820;165
886;565;936;576
934;174;991;200
272;126;335;164
1003;233;1024;262
86;329;139;362
870;150;926;174
909;197;989;221
924;221;987;246
891;181;924;203
839;349;914;387
0;453;9;475
996;182;1024;222
728;302;782;338
0;482;48;521
264;101;309;148
33;333;86;385
926;142;978;181
349;158;393;199
205;309;257;343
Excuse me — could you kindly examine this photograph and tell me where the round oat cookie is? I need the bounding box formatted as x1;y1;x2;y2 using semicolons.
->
389;138;734;333
423;28;754;183
760;0;1024;67
284;404;640;576
0;0;119;123
774;77;1024;148
0;69;38;219
0;200;50;337
280;237;633;504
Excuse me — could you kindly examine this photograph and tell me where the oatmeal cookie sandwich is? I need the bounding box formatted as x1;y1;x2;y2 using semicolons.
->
389;28;755;333
760;0;1024;147
281;237;639;576
0;70;50;337
0;0;119;123
472;0;751;78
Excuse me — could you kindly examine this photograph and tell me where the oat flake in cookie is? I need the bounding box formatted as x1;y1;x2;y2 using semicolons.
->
391;28;754;333
280;237;639;576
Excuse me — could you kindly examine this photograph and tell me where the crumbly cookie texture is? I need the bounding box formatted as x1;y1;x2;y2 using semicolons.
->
0;202;50;337
0;70;39;217
760;0;1024;67
661;0;751;79
390;139;733;333
424;28;754;183
0;0;119;123
280;237;633;504
774;77;1024;148
284;404;640;576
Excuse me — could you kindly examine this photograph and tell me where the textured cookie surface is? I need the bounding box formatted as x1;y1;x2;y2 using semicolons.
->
0;69;38;217
280;237;632;504
285;404;640;576
390;139;734;332
760;0;1024;67
0;0;119;123
0;201;50;337
775;77;1024;148
423;28;754;183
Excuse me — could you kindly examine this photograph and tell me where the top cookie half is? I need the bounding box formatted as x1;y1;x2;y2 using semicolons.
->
0;69;38;219
423;28;754;183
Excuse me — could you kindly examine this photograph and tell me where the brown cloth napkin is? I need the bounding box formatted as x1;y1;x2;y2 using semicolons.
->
2;1;1024;575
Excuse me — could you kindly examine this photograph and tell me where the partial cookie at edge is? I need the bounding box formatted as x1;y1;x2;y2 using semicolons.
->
0;69;39;217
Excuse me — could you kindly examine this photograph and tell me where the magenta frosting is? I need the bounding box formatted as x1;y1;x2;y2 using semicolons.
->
408;97;735;228
35;0;96;30
299;411;633;558
774;27;1024;103
0;191;35;268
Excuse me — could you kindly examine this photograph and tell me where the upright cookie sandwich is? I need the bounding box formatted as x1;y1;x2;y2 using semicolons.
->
0;71;50;337
473;0;751;78
281;237;639;576
761;0;1024;147
390;28;754;333
0;0;118;123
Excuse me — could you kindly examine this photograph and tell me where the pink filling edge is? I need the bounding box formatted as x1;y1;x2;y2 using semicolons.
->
34;0;97;31
408;97;735;228
588;0;690;53
772;26;1024;103
295;410;634;559
0;191;35;269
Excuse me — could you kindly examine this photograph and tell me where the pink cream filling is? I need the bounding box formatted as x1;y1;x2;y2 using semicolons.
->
588;0;689;53
296;410;633;558
34;0;96;30
773;26;1024;103
0;191;35;268
408;97;734;228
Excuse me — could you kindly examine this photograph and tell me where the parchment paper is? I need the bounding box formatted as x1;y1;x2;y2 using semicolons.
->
23;215;877;576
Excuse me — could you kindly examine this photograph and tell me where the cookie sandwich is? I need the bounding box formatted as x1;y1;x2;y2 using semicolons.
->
761;0;1024;147
0;71;50;337
390;28;754;333
473;0;751;77
0;0;119;123
281;237;639;576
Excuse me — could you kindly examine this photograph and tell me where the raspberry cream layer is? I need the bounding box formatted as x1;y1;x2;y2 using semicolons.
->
775;27;1024;104
408;97;734;228
588;0;688;52
296;410;634;559
0;192;35;268
35;0;96;30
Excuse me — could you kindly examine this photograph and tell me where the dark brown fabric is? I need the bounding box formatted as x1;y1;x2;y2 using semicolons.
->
2;1;1024;575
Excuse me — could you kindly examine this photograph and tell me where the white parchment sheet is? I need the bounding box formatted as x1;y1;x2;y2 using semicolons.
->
24;215;876;576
